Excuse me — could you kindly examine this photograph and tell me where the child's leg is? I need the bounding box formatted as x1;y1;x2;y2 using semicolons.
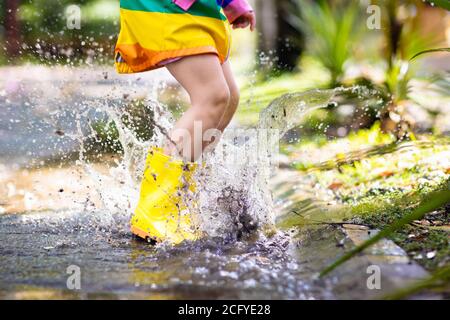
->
165;54;231;161
217;61;240;131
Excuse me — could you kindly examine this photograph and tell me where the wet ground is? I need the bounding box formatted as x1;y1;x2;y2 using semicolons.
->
0;211;429;300
0;166;432;300
0;209;329;300
0;67;435;300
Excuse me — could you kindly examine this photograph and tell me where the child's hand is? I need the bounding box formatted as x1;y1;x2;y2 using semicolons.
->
231;11;256;31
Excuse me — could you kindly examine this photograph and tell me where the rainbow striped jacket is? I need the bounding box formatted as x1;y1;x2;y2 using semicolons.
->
173;0;253;22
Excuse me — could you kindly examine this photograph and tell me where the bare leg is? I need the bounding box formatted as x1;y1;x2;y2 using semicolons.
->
165;54;230;161
217;61;240;131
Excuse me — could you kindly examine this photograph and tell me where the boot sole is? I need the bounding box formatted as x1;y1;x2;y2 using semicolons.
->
131;225;159;244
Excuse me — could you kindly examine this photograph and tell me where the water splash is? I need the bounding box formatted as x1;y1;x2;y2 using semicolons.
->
75;87;345;241
191;86;384;239
259;89;335;135
1;76;376;242
0;79;392;299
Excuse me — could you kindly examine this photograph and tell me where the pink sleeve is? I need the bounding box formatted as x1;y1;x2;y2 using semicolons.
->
222;0;253;23
173;0;196;11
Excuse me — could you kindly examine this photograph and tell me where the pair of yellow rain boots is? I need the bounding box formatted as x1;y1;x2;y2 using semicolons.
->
130;148;200;245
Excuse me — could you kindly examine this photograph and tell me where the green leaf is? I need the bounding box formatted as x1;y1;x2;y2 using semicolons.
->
425;0;450;11
320;189;450;277
410;48;450;61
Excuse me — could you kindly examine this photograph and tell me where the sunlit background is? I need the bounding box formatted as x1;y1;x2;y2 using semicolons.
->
0;0;449;300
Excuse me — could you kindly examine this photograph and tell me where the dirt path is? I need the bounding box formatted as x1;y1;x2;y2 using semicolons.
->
0;163;104;214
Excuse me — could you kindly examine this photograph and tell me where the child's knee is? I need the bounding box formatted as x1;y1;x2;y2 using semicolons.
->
201;86;231;121
210;86;231;109
189;80;231;126
194;84;230;108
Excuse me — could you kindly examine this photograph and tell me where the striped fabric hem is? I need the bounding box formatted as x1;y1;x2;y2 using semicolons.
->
120;0;226;21
115;44;224;74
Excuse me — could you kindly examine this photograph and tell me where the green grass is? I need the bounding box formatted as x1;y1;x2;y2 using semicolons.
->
348;184;450;271
320;186;450;277
282;125;450;277
236;57;330;126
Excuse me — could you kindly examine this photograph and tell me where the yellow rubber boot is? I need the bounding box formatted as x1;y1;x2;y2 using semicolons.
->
131;148;199;245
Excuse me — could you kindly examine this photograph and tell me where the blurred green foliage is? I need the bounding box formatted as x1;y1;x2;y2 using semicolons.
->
88;99;155;154
18;0;118;38
1;0;118;64
294;0;363;87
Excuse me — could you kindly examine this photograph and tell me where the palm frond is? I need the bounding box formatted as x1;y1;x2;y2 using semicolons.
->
410;48;450;61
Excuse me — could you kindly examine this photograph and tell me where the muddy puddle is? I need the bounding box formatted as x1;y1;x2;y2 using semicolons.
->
0;71;433;300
